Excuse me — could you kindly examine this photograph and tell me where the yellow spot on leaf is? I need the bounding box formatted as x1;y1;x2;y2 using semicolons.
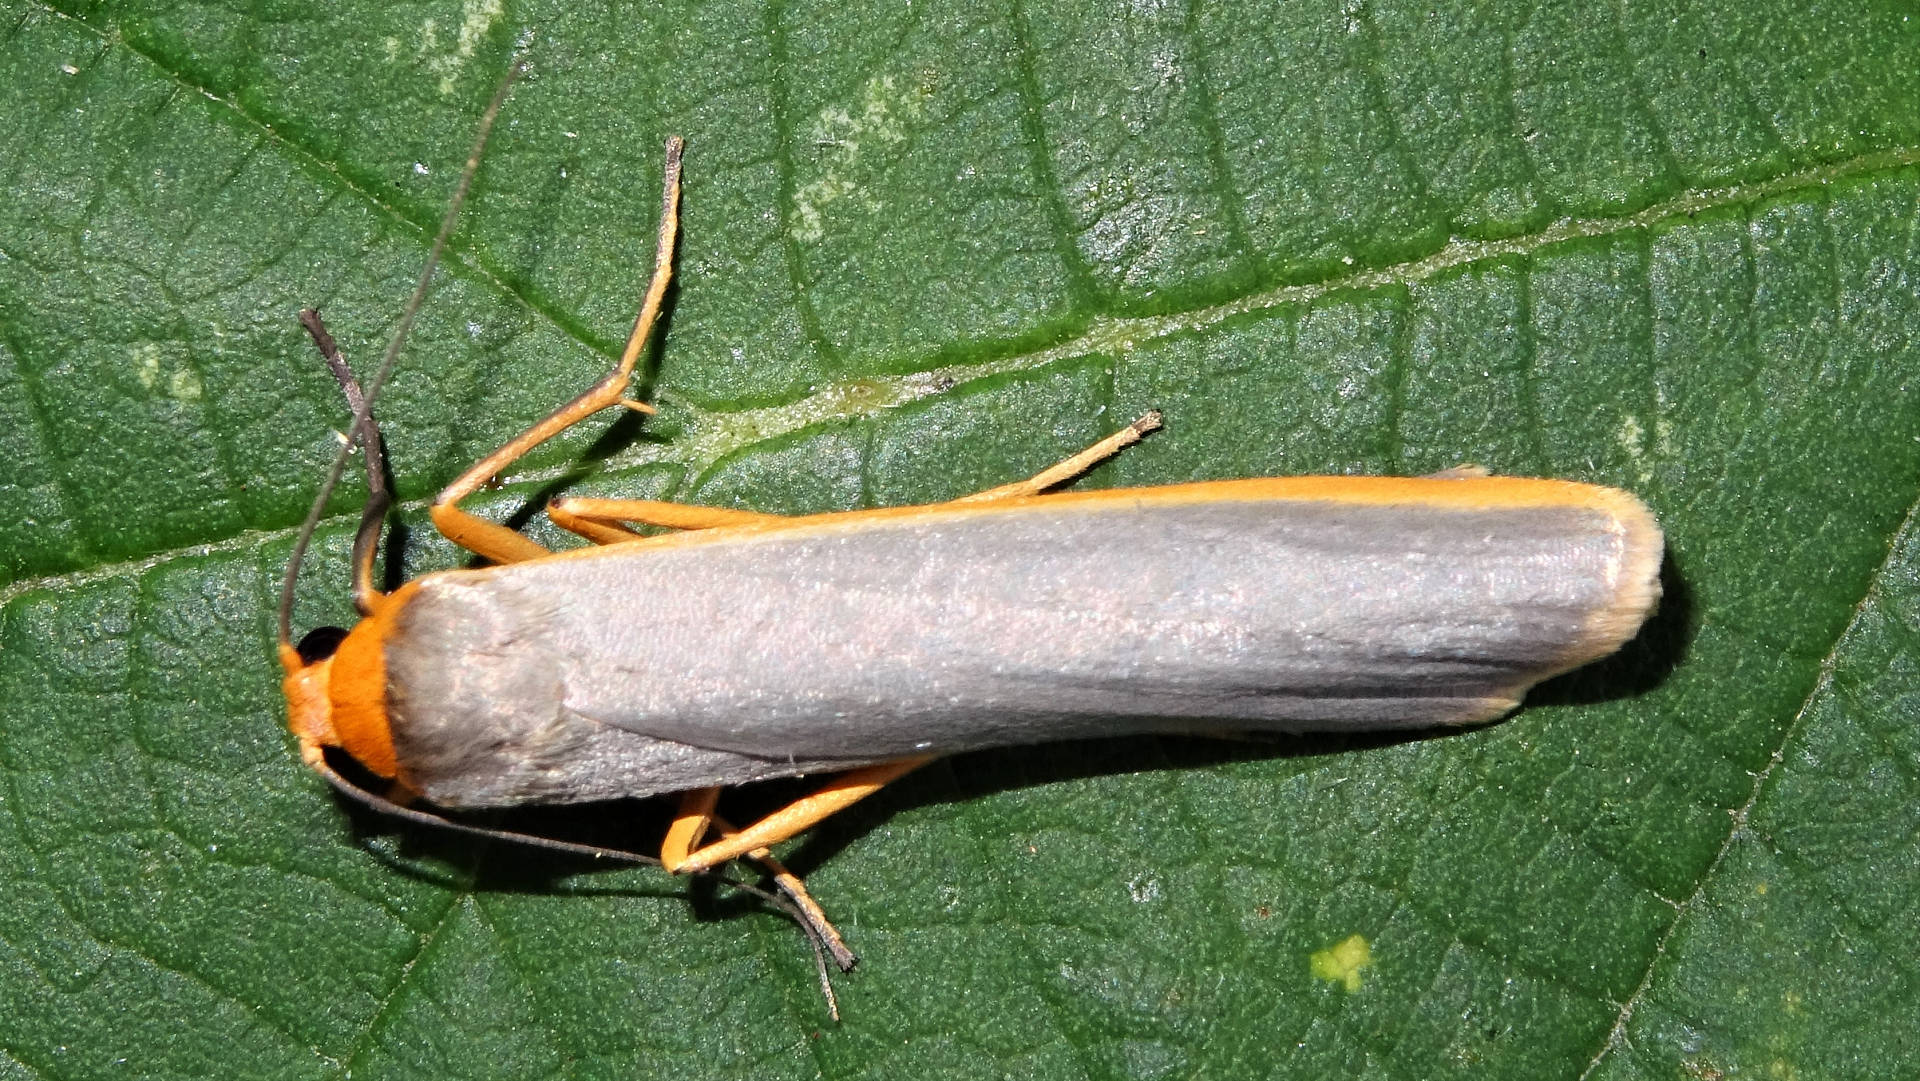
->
420;0;502;95
1617;414;1651;484
131;342;161;389
130;343;202;400
168;368;202;401
455;0;502;57
1310;933;1372;992
791;76;925;243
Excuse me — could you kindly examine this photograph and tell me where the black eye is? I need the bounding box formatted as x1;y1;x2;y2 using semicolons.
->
296;626;350;664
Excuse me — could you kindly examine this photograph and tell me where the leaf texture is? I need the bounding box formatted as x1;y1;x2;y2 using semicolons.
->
2;1;1918;1077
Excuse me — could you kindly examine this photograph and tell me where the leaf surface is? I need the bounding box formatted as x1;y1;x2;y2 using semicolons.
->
2;1;1918;1077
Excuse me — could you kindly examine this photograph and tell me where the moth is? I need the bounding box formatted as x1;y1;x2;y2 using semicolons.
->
276;79;1662;1014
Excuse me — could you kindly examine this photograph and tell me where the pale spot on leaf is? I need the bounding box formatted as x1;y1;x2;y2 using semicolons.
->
1310;933;1372;992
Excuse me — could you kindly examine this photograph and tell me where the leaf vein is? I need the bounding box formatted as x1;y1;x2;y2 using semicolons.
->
1177;0;1257;268
337;890;468;1079
0;825;314;1056
1576;478;1920;1079
1005;0;1101;308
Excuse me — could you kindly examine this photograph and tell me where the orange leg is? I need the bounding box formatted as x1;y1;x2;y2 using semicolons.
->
950;411;1162;504
663;787;856;970
547;496;785;546
548;411;1158;550
544;412;1160;551
711;813;856;971
666;756;934;874
544;500;650;546
429;137;684;565
661;786;720;867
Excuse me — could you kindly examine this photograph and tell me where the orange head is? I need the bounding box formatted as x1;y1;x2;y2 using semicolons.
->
278;582;421;790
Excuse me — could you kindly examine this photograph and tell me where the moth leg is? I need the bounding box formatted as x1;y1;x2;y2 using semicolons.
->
712;814;857;971
547;496;785;545
429;137;684;564
950;411;1162;504
542;500;646;546
661;786;720;867
662;787;857;970
666;756;935;874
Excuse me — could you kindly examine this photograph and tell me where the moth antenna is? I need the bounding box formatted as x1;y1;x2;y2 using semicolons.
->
311;756;844;1019
278;56;527;647
297;310;390;616
310;753;665;866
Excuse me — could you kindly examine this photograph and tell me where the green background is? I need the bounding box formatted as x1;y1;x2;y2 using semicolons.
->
3;0;1919;1077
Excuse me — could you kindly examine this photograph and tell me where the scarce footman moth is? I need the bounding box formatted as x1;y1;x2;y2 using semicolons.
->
276;76;1663;1015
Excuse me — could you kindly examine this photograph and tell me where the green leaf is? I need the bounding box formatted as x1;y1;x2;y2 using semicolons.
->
3;0;1918;1077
